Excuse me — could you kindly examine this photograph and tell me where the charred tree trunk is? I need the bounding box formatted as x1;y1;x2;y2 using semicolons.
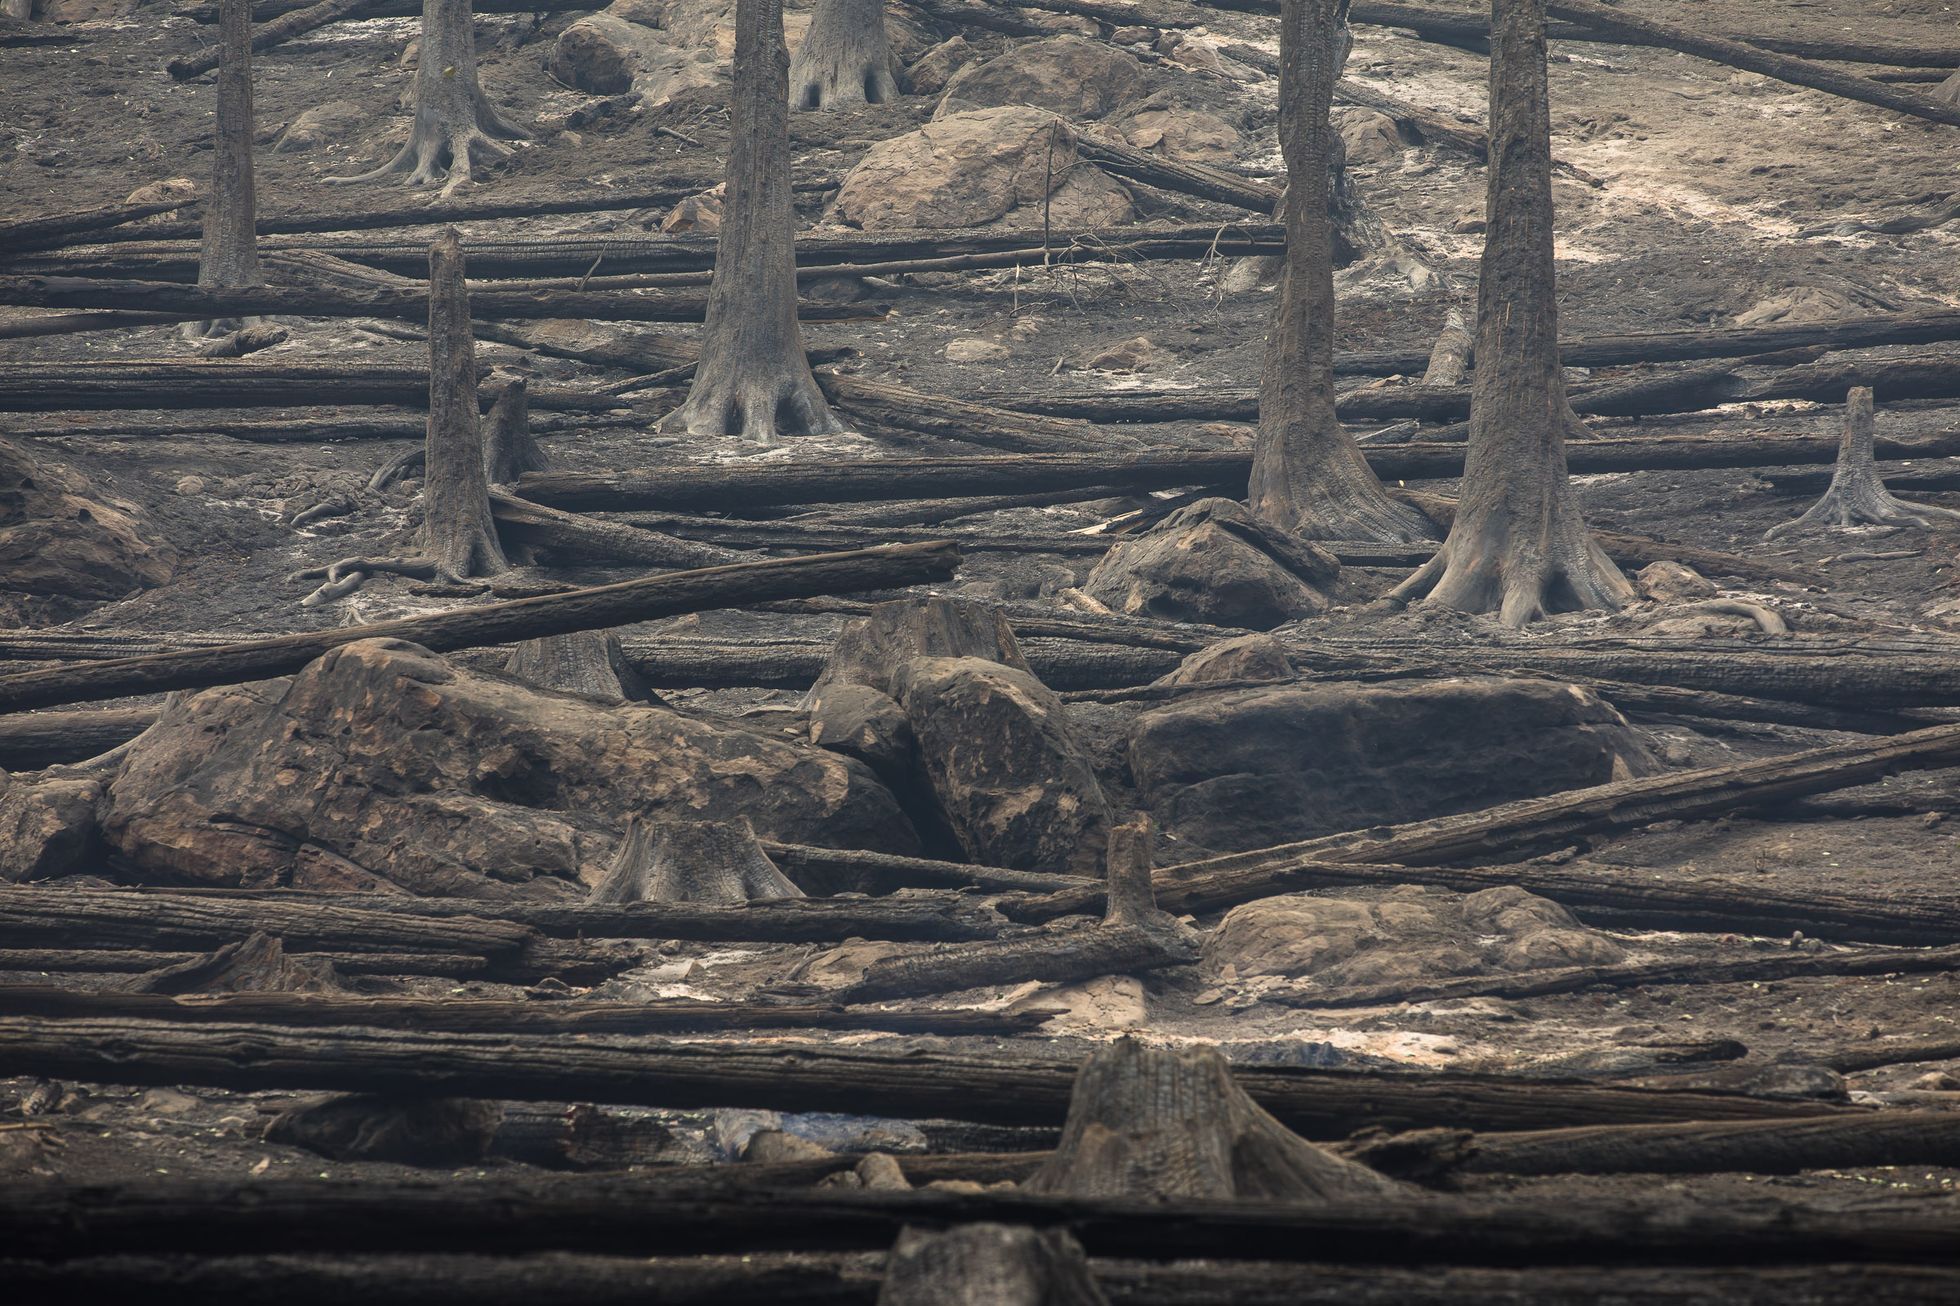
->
789;0;899;110
1387;0;1630;626
482;367;547;485
500;630;648;702
1022;1039;1409;1202
878;1225;1106;1305
587;817;805;905
1250;0;1435;544
421;231;508;576
186;0;265;340
1764;386;1960;537
330;0;527;193
666;0;841;441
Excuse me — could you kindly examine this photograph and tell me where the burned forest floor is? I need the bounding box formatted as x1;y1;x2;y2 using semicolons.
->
7;0;1960;1298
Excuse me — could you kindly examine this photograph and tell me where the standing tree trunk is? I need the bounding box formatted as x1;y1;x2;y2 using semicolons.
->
789;0;900;110
664;0;841;441
186;0;265;340
1249;0;1435;544
1387;0;1630;626
422;229;508;577
330;0;528;195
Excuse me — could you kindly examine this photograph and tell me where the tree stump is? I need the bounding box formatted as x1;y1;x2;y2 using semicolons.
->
1764;386;1960;537
1022;1038;1408;1202
186;0;266;340
877;1224;1107;1306
790;0;900;110
586;817;804;905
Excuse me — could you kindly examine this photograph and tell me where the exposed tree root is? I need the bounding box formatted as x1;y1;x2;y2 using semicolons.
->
1389;506;1632;628
327;0;527;196
662;366;843;442
1765;386;1960;538
789;0;900;110
588;817;804;906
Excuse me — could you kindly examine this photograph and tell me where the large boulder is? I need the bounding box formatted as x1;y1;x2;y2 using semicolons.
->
548;10;722;103
1082;498;1332;631
937;36;1149;121
104;639;917;898
1205;885;1629;986
0;435;174;602
833;107;1134;230
0;771;102;882
1129;677;1658;853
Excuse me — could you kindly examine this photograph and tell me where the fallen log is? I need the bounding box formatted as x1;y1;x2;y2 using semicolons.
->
0;360;625;413
1003;723;1960;930
0;986;1049;1036
1073;136;1281;214
0;947;498;979
0;200;198;255
0;1016;1854;1134
1289;942;1960;1009
0;541;961;712
167;0;374;79
8;410;618;444
1354;1111;1960;1180
1822;1037;1960;1074
0;707;156;768
762;842;1092;895
488;490;745;571
816;372;1111;455
1542;0;1960;130
0;275;883;328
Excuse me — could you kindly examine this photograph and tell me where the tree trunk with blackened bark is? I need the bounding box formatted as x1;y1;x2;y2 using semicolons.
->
1250;0;1435;544
790;0;899;110
187;0;265;340
1022;1039;1409;1202
1764;386;1960;537
1388;0;1629;626
331;0;527;193
667;0;841;441
588;817;804;905
422;231;508;577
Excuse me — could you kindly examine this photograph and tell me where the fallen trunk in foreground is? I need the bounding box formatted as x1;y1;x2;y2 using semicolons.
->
0;541;960;712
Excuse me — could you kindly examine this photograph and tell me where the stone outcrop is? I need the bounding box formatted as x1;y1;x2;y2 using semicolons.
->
1082;498;1333;631
936;36;1149;121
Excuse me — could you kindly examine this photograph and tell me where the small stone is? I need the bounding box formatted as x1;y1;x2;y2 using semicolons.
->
1111;24;1156;45
1077;335;1174;373
1635;560;1717;602
944;337;1009;364
174;476;206;496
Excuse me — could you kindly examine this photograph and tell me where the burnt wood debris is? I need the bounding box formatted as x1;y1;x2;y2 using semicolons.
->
9;0;1960;1298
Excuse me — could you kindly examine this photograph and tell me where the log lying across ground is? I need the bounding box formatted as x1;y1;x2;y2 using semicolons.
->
0;1016;1855;1134
0;707;157;768
0;987;1050;1037
0;541;960;712
1003;723;1960;936
0;361;627;413
0;885;1007;951
514;432;1960;514
0;200;198;255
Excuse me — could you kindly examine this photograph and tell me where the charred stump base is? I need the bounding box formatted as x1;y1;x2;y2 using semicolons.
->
587;817;804;906
502;630;650;702
330;0;528;194
1021;1038;1407;1203
660;343;844;443
878;1224;1106;1306
1766;386;1960;538
790;0;900;110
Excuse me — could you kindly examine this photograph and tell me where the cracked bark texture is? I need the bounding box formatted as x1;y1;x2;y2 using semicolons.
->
422;230;508;578
790;0;899;110
878;1224;1107;1305
587;816;804;905
1250;0;1435;544
186;0;265;340
331;0;527;194
1765;386;1960;537
1387;0;1630;627
1022;1039;1408;1203
665;0;841;441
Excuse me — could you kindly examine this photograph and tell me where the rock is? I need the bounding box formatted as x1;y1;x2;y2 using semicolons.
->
1734;285;1889;328
1110;25;1155;46
905;35;974;96
1083;498;1330;631
0;435;175;600
1114;105;1240;164
660;186;724;234
1157;634;1296;687
833;107;1132;231
548;8;721;104
1937;68;1960;108
937;36;1149;122
1333;107;1406;163
1204;884;1629;984
1075;334;1174;373
1635;560;1717;603
1219;254;1282;293
806;681;916;775
1154;31;1225;75
1129;676;1658;853
122;176;197;220
892;656;1112;875
944;337;1010;364
274;100;365;154
104;639;917;897
1012;973;1147;1031
0;771;102;882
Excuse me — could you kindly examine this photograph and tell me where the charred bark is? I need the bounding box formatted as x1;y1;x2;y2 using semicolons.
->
1764;386;1960;538
1024;1039;1408;1203
330;0;527;193
790;0;899;110
185;0;265;340
666;0;840;440
501;630;648;702
1387;0;1628;626
879;1225;1105;1306
1250;0;1436;544
132;931;345;996
481;367;547;485
587;817;805;905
